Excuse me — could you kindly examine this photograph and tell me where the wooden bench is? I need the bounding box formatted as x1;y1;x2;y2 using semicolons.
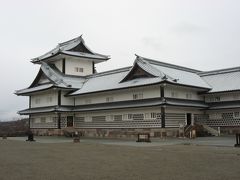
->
136;133;151;143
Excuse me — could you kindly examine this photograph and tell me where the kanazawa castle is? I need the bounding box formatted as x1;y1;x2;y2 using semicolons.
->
16;36;240;137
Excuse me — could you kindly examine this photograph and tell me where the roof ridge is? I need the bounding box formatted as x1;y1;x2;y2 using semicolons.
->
137;55;201;73
198;66;240;76
87;66;131;78
136;56;169;78
58;35;82;47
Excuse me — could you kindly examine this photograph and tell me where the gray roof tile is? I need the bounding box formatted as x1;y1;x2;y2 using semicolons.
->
31;36;110;63
200;68;240;93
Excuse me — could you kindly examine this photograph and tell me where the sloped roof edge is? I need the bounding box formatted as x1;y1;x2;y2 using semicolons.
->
198;66;240;77
138;55;201;73
31;35;110;63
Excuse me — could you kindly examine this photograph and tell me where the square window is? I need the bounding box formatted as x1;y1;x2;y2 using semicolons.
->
133;93;143;100
40;117;46;123
171;91;178;98
128;114;133;120
75;67;84;72
145;113;150;119
106;97;114;102
151;112;156;119
47;96;53;103
233;112;240;118
123;114;128;120
215;97;220;102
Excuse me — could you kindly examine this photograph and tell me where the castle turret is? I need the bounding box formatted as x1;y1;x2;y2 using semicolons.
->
31;35;110;76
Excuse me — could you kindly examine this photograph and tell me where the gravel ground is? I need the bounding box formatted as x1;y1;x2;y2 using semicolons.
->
0;138;240;180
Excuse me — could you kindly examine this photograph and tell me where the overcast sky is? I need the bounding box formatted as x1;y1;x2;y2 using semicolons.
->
0;0;240;121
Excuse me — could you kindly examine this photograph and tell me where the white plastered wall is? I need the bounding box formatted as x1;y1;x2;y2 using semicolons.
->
75;85;161;105
61;90;74;106
53;60;63;72
205;92;240;102
65;57;93;76
30;113;58;128
30;90;58;108
165;85;204;100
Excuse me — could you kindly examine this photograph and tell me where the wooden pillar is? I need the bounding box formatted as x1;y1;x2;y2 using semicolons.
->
160;85;165;128
58;90;61;106
161;107;166;128
92;62;95;74
62;58;66;74
57;90;61;129
58;113;61;129
29;115;31;129
29;96;31;129
160;86;164;98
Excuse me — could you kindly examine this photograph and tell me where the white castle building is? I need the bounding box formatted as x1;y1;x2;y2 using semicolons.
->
16;36;240;137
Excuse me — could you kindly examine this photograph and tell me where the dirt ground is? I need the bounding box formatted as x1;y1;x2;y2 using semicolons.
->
0;139;240;180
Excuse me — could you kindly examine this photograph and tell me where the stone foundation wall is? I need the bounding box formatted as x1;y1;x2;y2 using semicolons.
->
31;129;64;136
31;128;181;138
218;127;240;135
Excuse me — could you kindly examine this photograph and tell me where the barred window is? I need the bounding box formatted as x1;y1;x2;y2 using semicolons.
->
133;93;143;100
85;116;92;122
128;114;133;119
145;113;150;119
75;67;84;72
171;91;178;98
145;113;156;119
40;117;46;123
233;112;240;118
46;96;53;103
123;114;133;120
106;96;114;102
151;112;156;119
114;115;123;121
106;115;114;121
207;96;221;102
214;96;220;102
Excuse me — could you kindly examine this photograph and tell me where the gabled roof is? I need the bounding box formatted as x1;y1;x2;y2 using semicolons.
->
199;66;240;93
142;56;210;89
69;55;211;96
120;55;175;83
17;54;214;96
31;36;110;63
15;63;85;95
